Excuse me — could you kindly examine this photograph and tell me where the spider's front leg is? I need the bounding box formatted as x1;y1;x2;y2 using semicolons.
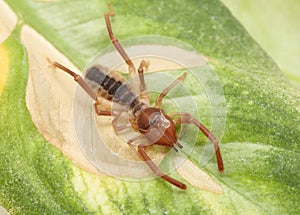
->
126;134;187;190
137;145;187;190
172;113;224;172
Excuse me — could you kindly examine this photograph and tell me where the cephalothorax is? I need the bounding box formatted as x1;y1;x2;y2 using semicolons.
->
50;5;224;190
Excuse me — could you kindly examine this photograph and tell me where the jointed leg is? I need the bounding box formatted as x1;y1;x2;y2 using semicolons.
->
104;5;151;100
94;109;112;116
137;60;149;93
104;4;135;74
137;60;150;103
49;60;97;100
126;136;186;189
95;108;131;134
155;72;187;108
94;96;113;113
111;111;135;133
137;145;187;190
173;113;224;172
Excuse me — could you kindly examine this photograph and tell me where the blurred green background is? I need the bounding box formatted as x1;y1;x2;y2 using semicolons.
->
221;0;300;88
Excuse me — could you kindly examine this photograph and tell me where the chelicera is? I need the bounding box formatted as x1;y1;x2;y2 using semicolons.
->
50;4;224;190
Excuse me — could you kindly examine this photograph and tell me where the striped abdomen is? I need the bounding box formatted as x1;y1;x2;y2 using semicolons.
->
85;65;145;113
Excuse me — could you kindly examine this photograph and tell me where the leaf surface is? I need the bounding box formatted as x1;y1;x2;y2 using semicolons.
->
0;0;299;214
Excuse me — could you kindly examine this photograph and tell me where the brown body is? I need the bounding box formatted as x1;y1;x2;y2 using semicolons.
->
51;4;224;190
137;107;177;147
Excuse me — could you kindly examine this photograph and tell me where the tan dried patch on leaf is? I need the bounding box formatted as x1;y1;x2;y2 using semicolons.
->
95;44;208;74
174;156;223;193
0;206;9;215
0;0;17;44
21;25;99;174
21;25;166;178
21;25;209;179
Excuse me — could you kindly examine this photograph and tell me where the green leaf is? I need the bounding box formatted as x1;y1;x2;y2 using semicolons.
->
221;0;300;88
1;0;300;214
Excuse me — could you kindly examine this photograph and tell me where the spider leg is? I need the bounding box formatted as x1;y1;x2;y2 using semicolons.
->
105;5;151;97
172;113;224;172
137;60;150;104
137;145;187;190
126;133;186;190
111;111;133;133
155;72;187;108
50;60;96;100
104;4;135;75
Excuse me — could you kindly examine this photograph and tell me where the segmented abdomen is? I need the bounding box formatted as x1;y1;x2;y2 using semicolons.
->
85;65;143;112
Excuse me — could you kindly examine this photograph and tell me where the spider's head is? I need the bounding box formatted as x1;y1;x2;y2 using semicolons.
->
137;107;180;150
